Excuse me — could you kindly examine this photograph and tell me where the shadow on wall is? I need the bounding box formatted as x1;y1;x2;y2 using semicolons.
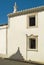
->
9;47;24;61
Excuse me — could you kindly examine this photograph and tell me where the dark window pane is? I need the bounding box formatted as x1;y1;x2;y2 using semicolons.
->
29;17;35;26
29;38;36;49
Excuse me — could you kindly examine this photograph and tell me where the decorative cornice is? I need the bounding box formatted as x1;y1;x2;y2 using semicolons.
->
8;6;44;17
26;34;38;38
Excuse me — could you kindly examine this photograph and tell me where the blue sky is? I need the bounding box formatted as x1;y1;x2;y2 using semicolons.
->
0;0;44;24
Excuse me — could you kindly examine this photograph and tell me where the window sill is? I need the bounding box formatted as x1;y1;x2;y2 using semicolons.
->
27;49;38;52
27;25;38;29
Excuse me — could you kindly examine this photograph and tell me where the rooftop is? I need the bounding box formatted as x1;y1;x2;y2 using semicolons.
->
8;6;44;17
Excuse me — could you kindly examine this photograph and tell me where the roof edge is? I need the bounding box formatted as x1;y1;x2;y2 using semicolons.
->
8;5;44;17
0;24;8;26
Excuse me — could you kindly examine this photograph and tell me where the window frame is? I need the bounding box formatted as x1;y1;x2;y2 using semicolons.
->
29;16;35;26
29;38;36;49
27;13;38;28
26;34;38;51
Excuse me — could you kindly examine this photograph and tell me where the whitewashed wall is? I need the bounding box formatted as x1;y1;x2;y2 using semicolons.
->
0;26;7;56
8;11;44;63
8;15;27;60
26;11;44;63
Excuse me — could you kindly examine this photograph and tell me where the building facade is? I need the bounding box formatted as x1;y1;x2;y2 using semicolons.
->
0;4;44;64
0;24;8;57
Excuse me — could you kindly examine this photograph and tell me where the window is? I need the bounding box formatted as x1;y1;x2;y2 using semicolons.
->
27;13;38;28
29;16;35;26
29;38;36;49
27;34;38;51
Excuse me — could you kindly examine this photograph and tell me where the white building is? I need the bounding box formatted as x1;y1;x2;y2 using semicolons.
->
0;3;44;64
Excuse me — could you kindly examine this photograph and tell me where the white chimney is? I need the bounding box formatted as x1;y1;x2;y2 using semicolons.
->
13;2;17;13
